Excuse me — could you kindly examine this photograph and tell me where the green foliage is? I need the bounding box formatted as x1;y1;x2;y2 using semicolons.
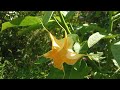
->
111;41;120;66
2;16;42;30
73;42;81;53
42;11;54;25
1;11;120;79
63;60;91;79
47;66;64;79
88;32;105;48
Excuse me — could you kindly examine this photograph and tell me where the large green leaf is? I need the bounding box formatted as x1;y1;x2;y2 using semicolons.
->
18;24;43;35
88;32;105;48
42;11;54;25
69;60;90;79
63;64;72;79
18;19;55;35
86;59;101;72
18;16;41;26
63;60;90;79
2;22;16;31
111;41;120;66
2;16;42;31
46;66;64;79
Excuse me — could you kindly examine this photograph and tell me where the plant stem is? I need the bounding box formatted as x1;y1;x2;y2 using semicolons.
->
58;11;71;34
53;16;66;31
106;11;114;68
108;11;113;33
41;21;48;30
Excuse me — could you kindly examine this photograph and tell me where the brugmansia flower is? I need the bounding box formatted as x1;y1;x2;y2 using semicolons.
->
43;30;85;70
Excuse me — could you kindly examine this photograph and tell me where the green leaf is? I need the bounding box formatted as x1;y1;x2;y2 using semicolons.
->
111;41;120;66
46;66;64;79
18;16;41;26
63;62;79;79
65;11;75;20
68;60;81;79
63;64;72;79
2;22;16;31
42;11;54;25
18;24;42;35
69;60;90;79
68;34;79;42
63;60;90;79
73;42;81;54
88;32;105;48
18;19;55;35
2;16;42;31
86;60;101;72
55;16;61;22
79;41;88;54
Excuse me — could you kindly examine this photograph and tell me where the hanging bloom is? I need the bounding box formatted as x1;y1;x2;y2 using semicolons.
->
43;30;85;70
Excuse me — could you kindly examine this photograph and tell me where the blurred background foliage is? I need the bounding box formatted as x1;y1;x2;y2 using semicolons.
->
1;11;120;79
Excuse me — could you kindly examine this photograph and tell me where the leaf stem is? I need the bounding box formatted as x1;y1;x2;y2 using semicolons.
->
53;16;66;31
58;11;71;34
108;11;113;33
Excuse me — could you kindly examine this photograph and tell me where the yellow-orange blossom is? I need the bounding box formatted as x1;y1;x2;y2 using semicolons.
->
43;30;85;70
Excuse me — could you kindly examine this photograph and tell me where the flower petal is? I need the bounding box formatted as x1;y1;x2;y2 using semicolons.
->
43;30;85;70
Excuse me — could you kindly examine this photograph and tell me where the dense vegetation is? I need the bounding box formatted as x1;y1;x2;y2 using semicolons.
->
1;11;120;79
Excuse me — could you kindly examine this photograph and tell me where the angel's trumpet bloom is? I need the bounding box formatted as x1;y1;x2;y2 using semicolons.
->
43;30;85;70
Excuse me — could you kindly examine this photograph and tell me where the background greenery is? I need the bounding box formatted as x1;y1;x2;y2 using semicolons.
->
1;11;120;79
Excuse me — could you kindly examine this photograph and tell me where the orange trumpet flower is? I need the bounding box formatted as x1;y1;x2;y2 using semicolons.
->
43;30;85;70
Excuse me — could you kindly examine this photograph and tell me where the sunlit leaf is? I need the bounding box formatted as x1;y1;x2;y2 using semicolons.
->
2;16;42;31
73;42;81;54
88;32;105;48
19;16;41;26
2;22;16;31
